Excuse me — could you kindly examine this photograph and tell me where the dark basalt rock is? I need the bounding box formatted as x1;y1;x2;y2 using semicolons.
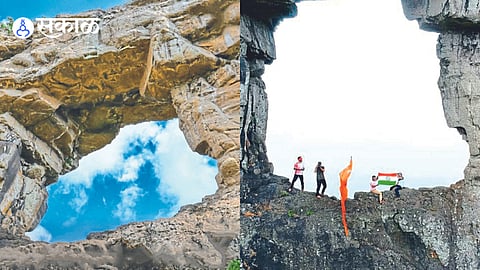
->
241;0;480;268
241;174;457;269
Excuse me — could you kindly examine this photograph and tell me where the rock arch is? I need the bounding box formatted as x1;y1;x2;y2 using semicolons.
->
241;0;480;268
0;0;239;268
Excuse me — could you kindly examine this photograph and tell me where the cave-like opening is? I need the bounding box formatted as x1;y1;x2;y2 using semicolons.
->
27;119;218;242
262;0;469;197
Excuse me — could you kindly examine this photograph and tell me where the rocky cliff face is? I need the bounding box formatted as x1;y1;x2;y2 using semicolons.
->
241;0;480;269
241;175;461;269
240;0;297;177
0;0;239;268
403;0;480;267
0;184;239;269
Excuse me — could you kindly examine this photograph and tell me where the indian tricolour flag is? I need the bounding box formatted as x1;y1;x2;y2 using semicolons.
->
377;173;399;186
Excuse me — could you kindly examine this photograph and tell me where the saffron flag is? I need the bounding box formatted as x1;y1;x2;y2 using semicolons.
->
339;157;352;237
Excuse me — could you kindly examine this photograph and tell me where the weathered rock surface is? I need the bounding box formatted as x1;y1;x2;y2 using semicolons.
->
403;0;480;267
0;0;239;235
401;0;480;31
240;0;297;177
435;31;480;268
240;0;480;269
0;0;240;268
0;184;239;269
241;175;461;269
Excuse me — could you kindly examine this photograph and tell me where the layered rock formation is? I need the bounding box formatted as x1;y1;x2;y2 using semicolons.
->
241;0;480;269
0;184;239;269
241;175;460;269
403;0;480;267
240;0;297;177
0;0;240;268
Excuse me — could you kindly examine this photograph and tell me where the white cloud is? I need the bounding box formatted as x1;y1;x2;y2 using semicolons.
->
150;120;218;211
26;225;52;242
54;119;217;220
68;187;88;213
113;185;143;222
59;124;144;188
62;217;77;227
118;155;145;182
263;0;469;197
54;122;157;215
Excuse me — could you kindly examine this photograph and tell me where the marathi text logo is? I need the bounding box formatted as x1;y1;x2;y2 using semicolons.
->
37;17;100;38
12;17;101;39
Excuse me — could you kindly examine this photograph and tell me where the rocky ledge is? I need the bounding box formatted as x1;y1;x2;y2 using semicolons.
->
0;0;240;268
241;174;464;270
0;184;239;269
240;0;480;268
0;0;240;234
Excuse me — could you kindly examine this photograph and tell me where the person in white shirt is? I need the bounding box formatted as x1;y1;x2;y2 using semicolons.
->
370;175;384;204
288;156;305;192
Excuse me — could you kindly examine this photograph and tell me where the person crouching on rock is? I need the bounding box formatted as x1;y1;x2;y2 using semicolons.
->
389;172;404;198
288;156;305;192
314;161;326;198
370;175;384;204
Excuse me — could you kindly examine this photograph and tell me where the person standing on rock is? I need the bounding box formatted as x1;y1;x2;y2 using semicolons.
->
370;175;384;204
288;156;305;192
314;161;327;198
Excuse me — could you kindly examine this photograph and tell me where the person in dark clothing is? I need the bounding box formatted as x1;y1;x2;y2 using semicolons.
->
389;172;404;198
314;161;327;198
288;156;305;192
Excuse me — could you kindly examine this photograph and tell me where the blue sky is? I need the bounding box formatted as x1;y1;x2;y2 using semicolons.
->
28;120;218;242
0;0;128;20
10;0;219;243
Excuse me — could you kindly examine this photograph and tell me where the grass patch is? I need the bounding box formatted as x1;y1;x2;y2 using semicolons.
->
0;17;13;35
226;259;240;270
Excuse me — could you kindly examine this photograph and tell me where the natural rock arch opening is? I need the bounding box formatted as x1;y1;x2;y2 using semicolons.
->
262;0;469;195
27;119;218;242
0;0;240;269
241;0;480;268
241;0;470;190
0;1;240;267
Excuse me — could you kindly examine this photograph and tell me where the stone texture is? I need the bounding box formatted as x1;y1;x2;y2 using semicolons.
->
0;121;48;236
0;0;239;237
0;185;239;270
402;1;480;267
171;61;240;186
239;0;300;177
240;0;480;269
0;0;239;268
401;0;480;31
434;32;480;269
241;175;458;269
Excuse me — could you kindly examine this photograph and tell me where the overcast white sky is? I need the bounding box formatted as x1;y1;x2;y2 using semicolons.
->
263;0;469;198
